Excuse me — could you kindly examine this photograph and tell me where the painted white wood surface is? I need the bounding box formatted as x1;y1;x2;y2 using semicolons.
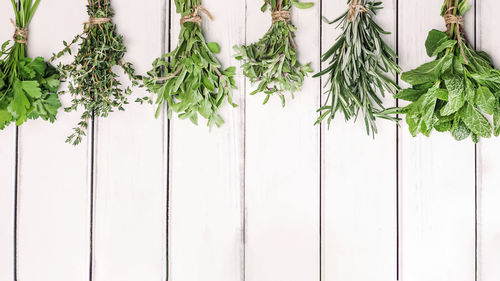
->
321;1;397;280
245;1;320;281
399;1;476;280
477;1;500;280
167;0;245;280
2;1;500;281
15;1;91;280
92;1;167;280
0;4;16;280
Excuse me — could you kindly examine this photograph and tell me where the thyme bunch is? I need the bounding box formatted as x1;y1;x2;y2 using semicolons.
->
0;0;62;130
234;0;313;107
314;0;400;136
142;0;237;128
52;0;137;145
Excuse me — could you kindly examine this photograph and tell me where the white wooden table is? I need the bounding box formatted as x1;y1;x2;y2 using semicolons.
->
0;0;499;280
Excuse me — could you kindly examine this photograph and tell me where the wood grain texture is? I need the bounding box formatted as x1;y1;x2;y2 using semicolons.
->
15;1;91;280
398;1;476;280
244;1;320;280
0;3;16;280
321;1;397;280
92;1;167;280
167;0;245;280
476;1;500;279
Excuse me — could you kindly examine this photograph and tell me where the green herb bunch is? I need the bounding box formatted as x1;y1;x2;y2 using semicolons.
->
52;0;137;145
398;0;500;142
233;0;313;107
142;1;237;128
0;0;62;130
314;0;400;136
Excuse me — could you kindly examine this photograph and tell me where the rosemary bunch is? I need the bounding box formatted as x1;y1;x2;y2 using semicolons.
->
52;0;137;145
142;1;237;128
234;0;313;107
314;0;400;136
0;0;61;130
398;0;500;142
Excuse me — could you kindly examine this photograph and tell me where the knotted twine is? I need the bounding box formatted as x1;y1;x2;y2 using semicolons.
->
444;6;468;63
180;5;214;25
10;19;28;44
348;0;368;22
87;17;111;25
271;0;296;49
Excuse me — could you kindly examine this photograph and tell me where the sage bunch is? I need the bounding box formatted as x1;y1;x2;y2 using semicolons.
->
398;0;500;142
142;1;237;128
52;0;137;145
234;0;313;107
0;0;61;130
314;0;400;136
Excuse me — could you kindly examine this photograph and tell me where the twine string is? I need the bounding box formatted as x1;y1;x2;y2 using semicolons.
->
444;6;468;63
272;10;291;23
86;17;111;25
348;0;368;22
10;19;28;44
180;5;214;25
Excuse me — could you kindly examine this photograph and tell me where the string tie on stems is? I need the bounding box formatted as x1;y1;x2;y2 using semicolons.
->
444;7;468;63
272;10;291;23
86;17;111;25
348;0;368;22
180;5;214;25
10;19;28;44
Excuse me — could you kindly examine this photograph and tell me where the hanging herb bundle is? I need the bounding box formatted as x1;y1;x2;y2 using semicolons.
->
142;1;237;128
52;0;137;145
313;0;400;136
233;0;313;107
398;0;500;142
0;0;62;130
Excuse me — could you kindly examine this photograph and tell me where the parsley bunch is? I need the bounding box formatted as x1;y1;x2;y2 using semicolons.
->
314;0;400;136
398;0;500;142
234;0;313;107
142;0;237;128
53;0;137;145
0;0;61;130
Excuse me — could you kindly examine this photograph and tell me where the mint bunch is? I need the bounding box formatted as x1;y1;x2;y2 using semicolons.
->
0;0;61;130
398;0;500;142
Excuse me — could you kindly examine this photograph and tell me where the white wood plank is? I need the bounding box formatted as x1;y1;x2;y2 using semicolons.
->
321;0;397;280
92;1;167;280
476;1;500;279
245;1;320;280
167;0;245;280
0;3;16;280
15;1;91;280
399;1;476;280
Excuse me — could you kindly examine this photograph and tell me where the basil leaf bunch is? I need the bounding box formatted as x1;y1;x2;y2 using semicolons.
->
398;0;500;143
52;0;137;145
142;1;237;128
0;0;62;130
233;0;313;107
314;0;400;136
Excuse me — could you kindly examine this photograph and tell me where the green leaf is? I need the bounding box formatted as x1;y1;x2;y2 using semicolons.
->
206;42;220;54
401;54;452;86
451;118;471;141
461;104;492;138
7;80;30;119
475;86;496;115
291;0;314;9
0;110;12;126
440;75;465;116
21;81;42;98
425;29;456;57
494;107;500;137
395;88;427;102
